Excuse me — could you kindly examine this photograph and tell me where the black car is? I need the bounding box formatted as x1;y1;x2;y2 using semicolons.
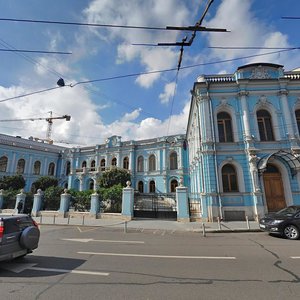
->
0;214;40;261
259;206;300;240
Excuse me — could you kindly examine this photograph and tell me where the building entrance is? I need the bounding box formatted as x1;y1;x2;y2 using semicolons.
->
263;164;286;212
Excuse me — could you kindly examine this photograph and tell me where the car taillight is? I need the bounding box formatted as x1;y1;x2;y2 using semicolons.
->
0;221;4;239
32;220;39;228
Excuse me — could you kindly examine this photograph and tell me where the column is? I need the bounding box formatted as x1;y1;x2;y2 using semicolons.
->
199;95;213;142
278;90;294;138
58;189;71;217
15;189;26;213
32;189;43;217
238;91;251;140
121;181;134;220
90;192;101;218
176;179;190;222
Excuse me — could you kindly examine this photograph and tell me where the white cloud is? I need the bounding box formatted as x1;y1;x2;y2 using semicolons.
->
159;82;176;104
83;0;192;88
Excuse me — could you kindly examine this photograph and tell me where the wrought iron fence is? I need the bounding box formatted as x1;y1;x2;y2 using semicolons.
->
188;193;202;219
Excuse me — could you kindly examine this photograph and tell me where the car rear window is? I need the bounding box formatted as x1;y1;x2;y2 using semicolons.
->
3;216;34;234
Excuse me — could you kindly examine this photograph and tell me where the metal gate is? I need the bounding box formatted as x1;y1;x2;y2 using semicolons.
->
134;193;177;219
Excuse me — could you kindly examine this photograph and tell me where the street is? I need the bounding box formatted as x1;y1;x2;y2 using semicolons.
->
1;225;300;300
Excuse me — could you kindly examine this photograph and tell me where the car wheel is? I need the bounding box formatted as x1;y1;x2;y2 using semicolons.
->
283;225;300;240
19;226;40;250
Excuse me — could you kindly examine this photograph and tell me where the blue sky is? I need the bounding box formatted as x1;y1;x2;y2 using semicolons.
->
0;0;300;146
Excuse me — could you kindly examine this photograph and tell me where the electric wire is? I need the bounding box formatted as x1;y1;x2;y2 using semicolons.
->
0;48;298;103
0;48;71;54
0;17;172;31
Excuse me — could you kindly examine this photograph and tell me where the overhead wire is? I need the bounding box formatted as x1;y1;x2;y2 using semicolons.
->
0;48;298;103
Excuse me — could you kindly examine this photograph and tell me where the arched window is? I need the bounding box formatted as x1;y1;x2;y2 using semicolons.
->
222;164;238;192
48;162;55;176
217;112;233;142
170;152;178;170
0;156;8;172
100;159;106;171
137;156;144;172
123;157;129;169
149;155;156;172
170;179;178;192
149;180;156;193
257;109;274;141
66;161;71;176
111;157;117;167
33;161;41;175
16;159;25;174
138;181;144;193
82;161;87;168
295;110;300;135
89;179;94;190
91;160;96;171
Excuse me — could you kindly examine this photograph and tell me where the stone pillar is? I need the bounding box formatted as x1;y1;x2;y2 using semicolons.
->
239;91;251;140
15;189;26;214
58;189;71;217
90;192;101;218
278;90;294;138
176;178;190;222
199;95;212;142
121;181;134;220
0;189;4;211
32;189;43;217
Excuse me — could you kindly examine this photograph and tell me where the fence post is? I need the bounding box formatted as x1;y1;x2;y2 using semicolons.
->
0;189;3;211
121;181;134;220
246;216;250;230
124;221;127;233
217;217;221;230
90;192;100;218
202;223;206;237
58;189;71;218
176;178;190;222
32;189;43;217
15;189;26;214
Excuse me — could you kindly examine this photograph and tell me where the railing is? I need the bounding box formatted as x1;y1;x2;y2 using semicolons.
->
188;193;202;219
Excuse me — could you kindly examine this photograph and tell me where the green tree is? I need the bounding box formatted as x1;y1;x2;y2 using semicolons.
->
0;175;25;190
98;168;131;188
32;176;58;192
43;186;64;210
68;189;93;211
99;183;123;213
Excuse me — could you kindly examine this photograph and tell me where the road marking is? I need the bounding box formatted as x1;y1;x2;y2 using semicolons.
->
0;262;109;276
78;251;236;260
29;267;109;276
291;257;300;259
77;227;98;233
62;238;144;244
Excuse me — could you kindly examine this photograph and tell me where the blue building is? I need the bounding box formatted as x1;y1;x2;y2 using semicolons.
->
2;62;300;222
187;63;300;221
0;133;188;195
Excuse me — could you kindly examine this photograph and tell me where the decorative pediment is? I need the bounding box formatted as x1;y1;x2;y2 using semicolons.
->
250;66;271;79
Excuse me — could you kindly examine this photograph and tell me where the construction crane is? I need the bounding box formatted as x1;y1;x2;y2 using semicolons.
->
0;111;71;143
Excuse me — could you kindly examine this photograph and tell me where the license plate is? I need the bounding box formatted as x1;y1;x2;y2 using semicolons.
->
260;224;266;229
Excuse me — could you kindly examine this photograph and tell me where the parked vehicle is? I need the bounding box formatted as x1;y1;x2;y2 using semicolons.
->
0;214;40;261
259;206;300;240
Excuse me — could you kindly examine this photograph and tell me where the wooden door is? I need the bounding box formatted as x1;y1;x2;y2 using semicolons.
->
263;172;286;212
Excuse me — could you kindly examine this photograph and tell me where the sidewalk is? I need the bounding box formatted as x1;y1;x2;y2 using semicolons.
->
32;214;261;234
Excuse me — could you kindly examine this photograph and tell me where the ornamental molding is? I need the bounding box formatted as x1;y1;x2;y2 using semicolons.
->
238;91;249;97
250;66;271;79
277;90;289;96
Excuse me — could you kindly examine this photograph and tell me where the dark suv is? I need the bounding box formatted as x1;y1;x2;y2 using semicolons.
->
0;214;40;261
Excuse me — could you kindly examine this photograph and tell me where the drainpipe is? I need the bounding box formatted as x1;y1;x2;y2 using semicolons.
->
207;84;223;220
195;94;205;213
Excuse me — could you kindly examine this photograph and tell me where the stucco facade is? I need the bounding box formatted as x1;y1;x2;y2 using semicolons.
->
0;133;188;195
187;63;300;221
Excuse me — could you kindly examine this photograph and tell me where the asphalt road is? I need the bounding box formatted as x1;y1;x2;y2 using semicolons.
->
0;225;300;300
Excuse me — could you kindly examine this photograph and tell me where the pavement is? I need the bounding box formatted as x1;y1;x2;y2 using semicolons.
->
32;214;261;234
